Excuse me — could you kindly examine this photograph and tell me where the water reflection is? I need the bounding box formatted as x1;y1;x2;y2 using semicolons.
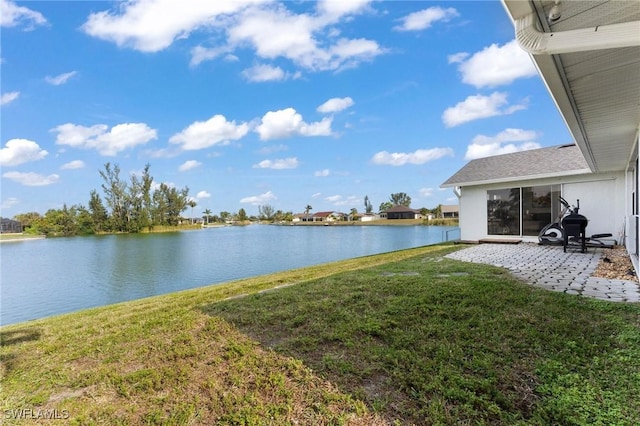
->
1;225;457;325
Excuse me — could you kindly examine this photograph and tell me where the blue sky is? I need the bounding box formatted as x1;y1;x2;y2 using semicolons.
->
0;0;573;217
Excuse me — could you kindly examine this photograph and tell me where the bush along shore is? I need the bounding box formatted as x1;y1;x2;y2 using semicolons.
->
1;243;639;425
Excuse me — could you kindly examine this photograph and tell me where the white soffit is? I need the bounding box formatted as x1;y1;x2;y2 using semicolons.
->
503;0;640;173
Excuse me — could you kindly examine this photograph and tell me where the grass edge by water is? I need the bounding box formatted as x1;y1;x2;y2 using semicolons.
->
2;242;639;425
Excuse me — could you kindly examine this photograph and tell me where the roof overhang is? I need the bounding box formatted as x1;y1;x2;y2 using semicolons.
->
502;0;640;173
440;168;591;188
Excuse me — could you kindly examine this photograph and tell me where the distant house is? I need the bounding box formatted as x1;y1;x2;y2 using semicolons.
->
312;211;345;222
440;205;459;219
1;218;22;233
359;213;379;222
384;205;423;220
292;213;307;223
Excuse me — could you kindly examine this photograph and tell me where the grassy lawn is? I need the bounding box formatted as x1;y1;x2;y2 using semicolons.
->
1;244;639;425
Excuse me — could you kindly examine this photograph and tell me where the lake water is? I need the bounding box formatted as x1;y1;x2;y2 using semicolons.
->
0;224;458;326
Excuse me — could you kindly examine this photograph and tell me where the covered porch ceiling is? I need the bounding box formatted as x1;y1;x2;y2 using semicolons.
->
502;0;640;173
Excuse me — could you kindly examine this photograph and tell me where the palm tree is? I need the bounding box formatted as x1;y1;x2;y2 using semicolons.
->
305;204;312;222
188;199;197;224
203;208;212;225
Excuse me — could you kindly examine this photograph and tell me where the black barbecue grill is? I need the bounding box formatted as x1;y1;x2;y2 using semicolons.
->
562;212;588;253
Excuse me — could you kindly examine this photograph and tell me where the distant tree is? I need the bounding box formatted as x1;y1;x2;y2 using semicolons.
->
220;211;231;222
187;199;197;224
38;205;77;236
99;163;128;232
349;208;359;221
434;204;443;218
129;163;153;231
203;209;212;225
152;183;189;226
258;204;275;221
237;208;248;222
379;201;393;213
13;212;41;231
390;192;411;207
364;195;373;214
305;204;313;221
75;205;95;235
152;188;168;225
88;190;109;233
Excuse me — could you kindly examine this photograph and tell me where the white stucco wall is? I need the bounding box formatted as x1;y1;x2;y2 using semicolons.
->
455;171;625;243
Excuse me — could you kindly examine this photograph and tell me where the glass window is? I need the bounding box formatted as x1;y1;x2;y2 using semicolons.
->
487;189;520;235
522;185;560;236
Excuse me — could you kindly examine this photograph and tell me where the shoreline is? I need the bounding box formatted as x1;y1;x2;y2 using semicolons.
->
0;235;46;243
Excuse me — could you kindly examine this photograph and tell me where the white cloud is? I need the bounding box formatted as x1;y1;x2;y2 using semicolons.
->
1;197;19;209
170;114;250;150
178;160;202;171
257;143;288;155
442;92;527;127
465;128;541;160
45;71;78;86
82;1;382;73
394;7;458;31
371;147;453;166
242;64;290;82
256;107;332;140
317;97;354;114
316;0;371;19
190;45;230;67
60;160;85;170
81;0;259;52
452;40;537;88
447;52;468;64
312;192;322;198
1;0;46;29
253;157;299;169
325;194;360;206
315;168;330;177
196;190;211;199
3;171;59;186
227;4;383;72
240;190;277;205
1;91;19;105
419;187;434;197
0;139;48;166
53;122;157;156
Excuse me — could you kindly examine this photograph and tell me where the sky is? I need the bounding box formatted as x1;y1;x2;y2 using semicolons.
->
0;0;574;217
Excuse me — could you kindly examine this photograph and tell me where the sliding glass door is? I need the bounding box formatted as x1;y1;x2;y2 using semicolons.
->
487;185;560;236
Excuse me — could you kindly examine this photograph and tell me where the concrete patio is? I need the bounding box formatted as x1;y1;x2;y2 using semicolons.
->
445;243;640;303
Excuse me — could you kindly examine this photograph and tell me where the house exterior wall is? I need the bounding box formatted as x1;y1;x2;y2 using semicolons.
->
625;132;639;272
457;171;625;243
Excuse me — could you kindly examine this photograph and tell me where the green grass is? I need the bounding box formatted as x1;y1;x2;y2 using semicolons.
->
1;244;639;425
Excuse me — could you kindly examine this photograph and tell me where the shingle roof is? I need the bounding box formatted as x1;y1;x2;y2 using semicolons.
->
441;144;590;187
440;205;459;213
313;211;335;218
385;205;420;213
